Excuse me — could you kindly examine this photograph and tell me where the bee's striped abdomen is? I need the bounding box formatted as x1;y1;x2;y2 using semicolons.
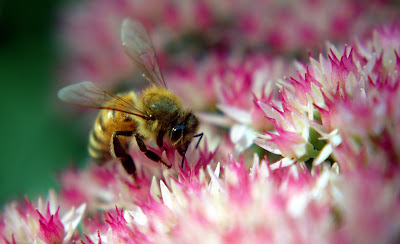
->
88;111;112;162
87;92;139;163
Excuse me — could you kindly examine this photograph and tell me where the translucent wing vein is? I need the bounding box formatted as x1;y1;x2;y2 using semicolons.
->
121;18;167;88
58;81;147;118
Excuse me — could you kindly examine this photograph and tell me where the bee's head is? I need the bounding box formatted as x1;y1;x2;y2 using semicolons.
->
170;112;199;156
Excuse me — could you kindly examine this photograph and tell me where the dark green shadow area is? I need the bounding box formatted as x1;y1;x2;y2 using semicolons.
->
0;0;86;204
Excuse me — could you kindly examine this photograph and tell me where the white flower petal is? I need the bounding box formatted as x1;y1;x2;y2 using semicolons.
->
217;104;252;124
270;158;296;170
287;192;309;218
313;143;333;166
61;203;86;231
311;81;325;107
196;112;233;127
331;163;340;174
250;154;260;179
230;124;257;152
62;204;86;244
293;142;307;158
160;181;175;210
259;159;270;178
198;168;207;185
170;179;186;208
208;163;223;195
150;176;162;202
288;164;299;179
129;208;148;227
254;138;282;155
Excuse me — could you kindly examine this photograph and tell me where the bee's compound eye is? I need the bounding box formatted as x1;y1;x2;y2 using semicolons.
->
171;124;184;144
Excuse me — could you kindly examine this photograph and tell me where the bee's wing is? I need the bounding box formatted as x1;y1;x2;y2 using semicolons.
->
121;18;167;88
58;81;148;119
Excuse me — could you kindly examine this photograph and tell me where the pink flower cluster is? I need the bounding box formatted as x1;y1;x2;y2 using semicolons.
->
255;23;400;170
2;1;400;244
58;0;397;85
1;191;85;243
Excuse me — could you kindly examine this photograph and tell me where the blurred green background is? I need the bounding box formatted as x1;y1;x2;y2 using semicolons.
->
0;0;86;204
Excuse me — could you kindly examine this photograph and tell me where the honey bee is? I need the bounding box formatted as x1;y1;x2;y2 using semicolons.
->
58;18;202;182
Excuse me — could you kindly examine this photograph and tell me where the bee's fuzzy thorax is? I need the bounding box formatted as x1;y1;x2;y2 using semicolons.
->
139;86;183;110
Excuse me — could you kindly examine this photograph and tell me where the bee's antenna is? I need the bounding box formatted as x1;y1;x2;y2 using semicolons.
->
181;133;203;169
194;133;203;148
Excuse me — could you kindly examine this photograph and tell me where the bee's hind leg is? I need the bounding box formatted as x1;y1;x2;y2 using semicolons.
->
112;131;139;186
134;134;172;169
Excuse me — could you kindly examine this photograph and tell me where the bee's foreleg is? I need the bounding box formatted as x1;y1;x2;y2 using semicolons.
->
156;129;165;148
112;131;139;184
134;134;172;169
